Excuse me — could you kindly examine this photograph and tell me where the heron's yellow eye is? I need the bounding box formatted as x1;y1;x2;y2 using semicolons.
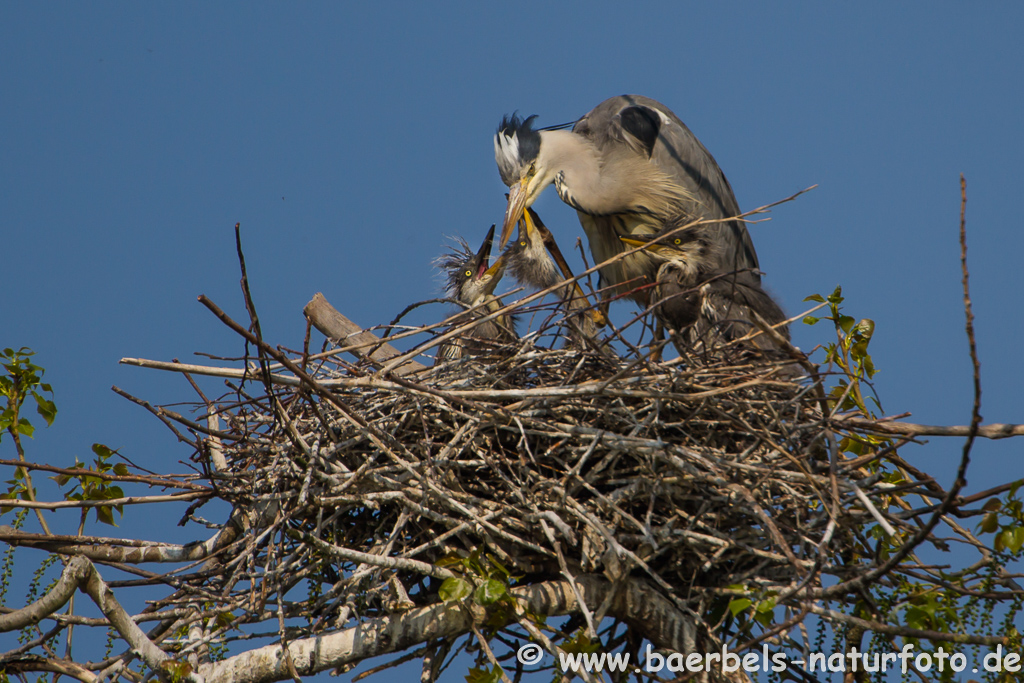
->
673;238;681;245
465;270;472;278
520;241;527;248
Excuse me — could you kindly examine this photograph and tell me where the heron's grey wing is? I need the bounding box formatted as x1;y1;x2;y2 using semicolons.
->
584;95;762;280
644;104;761;278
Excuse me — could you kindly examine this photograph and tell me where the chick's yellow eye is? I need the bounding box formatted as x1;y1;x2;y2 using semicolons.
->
520;241;527;247
673;238;681;245
465;270;472;278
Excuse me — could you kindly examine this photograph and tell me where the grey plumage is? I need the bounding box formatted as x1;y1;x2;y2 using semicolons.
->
504;209;560;292
435;226;517;363
621;221;789;354
503;207;603;343
494;95;762;309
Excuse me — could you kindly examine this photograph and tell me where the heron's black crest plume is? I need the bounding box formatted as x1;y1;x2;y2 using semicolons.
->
497;113;540;150
539;120;576;132
495;113;540;186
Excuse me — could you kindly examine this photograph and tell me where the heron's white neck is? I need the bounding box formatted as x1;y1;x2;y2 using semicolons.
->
536;130;629;214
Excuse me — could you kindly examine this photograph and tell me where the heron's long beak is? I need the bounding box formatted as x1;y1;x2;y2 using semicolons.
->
619;234;668;256
500;179;529;249
618;235;648;248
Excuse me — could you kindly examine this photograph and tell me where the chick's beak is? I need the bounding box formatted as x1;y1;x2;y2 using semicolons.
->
500;179;530;249
473;224;497;278
482;252;507;295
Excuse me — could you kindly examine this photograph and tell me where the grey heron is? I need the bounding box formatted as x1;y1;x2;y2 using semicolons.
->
620;220;789;353
435;225;517;362
494;95;762;310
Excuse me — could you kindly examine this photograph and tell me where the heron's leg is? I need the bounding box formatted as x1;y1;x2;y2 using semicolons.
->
649;318;665;363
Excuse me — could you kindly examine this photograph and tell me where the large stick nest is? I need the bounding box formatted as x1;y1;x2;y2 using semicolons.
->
191;300;879;637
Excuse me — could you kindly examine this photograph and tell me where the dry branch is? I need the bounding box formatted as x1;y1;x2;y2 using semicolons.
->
303;292;427;375
0;556;170;677
197;577;743;683
834;416;1024;440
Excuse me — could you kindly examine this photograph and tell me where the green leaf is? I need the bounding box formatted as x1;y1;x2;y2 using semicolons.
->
905;606;930;630
465;665;502;683
802;316;820;325
96;505;115;526
912;594;938;617
561;629;600;654
435;553;467;568
214;611;236;629
803;294;825;303
113;463;129;476
728;598;752;616
982;498;1003;513
160;659;193;683
854;319;875;340
438;577;472;602
474;578;507;606
979;513;999;534
32;393;56;426
1005;527;1024;553
485;553;512;580
16;419;34;438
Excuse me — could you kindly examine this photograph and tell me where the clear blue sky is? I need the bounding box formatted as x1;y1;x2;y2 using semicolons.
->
3;2;1023;675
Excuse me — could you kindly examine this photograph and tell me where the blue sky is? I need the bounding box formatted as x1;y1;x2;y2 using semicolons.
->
3;2;1023;676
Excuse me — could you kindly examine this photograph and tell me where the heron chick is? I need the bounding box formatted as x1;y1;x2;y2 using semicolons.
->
504;207;604;341
435;225;517;362
494;95;762;310
620;223;789;354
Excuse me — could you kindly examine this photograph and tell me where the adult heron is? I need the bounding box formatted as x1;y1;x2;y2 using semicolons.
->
494;95;761;308
435;225;517;362
620;220;789;353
